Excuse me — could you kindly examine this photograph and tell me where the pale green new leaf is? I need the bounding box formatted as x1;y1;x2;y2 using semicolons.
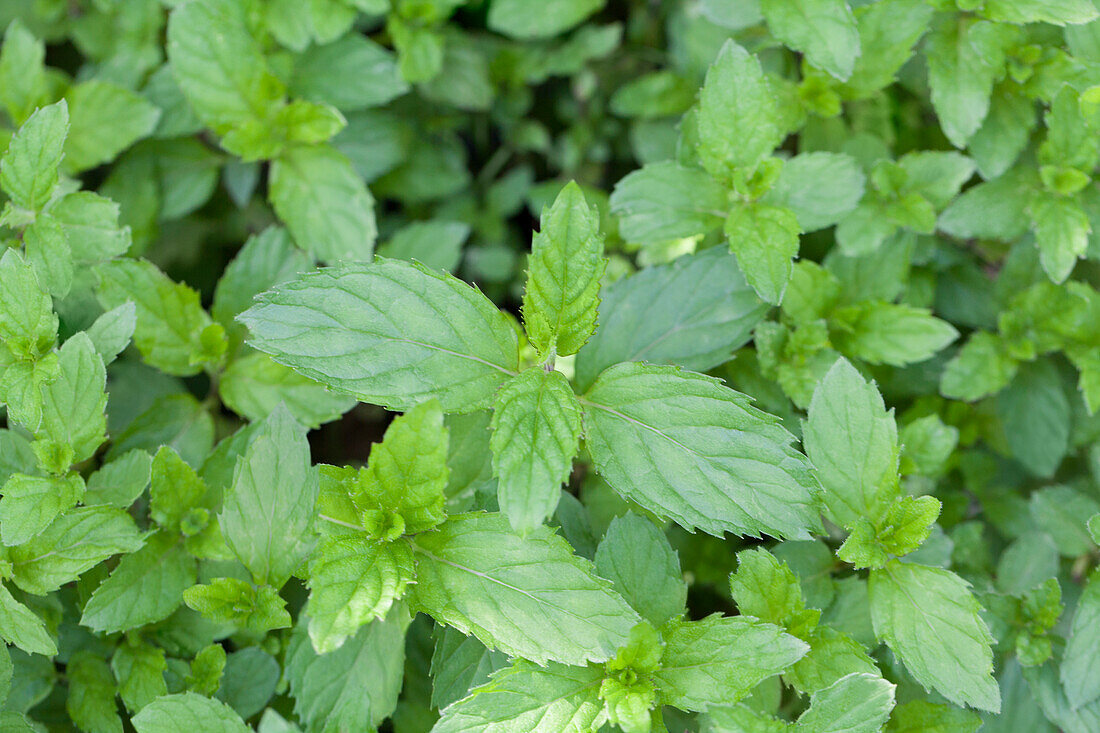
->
38;332;108;465
793;673;895;733
183;578;291;634
80;532;197;633
50;191;132;264
7;506;143;595
982;0;1098;25
729;548;809;631
0;249;57;364
95;259;224;377
696;41;781;180
166;0;285;134
0;101;67;212
595;513;686;627
25;215;74;298
132;693;250;733
490;368;582;531
1061;570;1100;709
842;0;933;99
0;20;48;126
268;144;377;262
869;561;1000;712
883;700;982;732
410;512;640;665
306;535;414;654
434;661;604;733
86;302;137;366
575;247;766;391
760;0;860;80
521;182;606;357
0;582;56;656
609;162;728;245
219;351;355;429
583;363;821;539
0;474;83;547
219;405;317;587
240;258;519;412
803;358;898;528
653;615;808;712
831;302;958;366
725;202;801;306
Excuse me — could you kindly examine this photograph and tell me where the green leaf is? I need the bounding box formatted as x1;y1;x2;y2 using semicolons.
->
84;450;153;509
488;0;605;39
430;627;509;711
7;506;143;595
38;332;108;465
696;41;781;180
996;360;1070;478
793;673;895;733
583;362;821;539
725;202;801;306
595;513;687;626
1030;485;1100;557
764;152;866;231
869;561;999;712
490;368;582;531
219;351;355;429
80;533;196;633
0;20;48;126
0;247;57;366
521;181;606;357
0;101;68;213
434;661;604;733
50;191;132;264
66;651;123;733
285;604;410;731
925;17;1016;148
803;358;898;528
112;641;168;713
969;85;1037;179
63;80;160;173
410;512;640;665
730;548;817;636
1030;193;1090;283
982;0;1098;25
575;247;766;391
786;626;879;694
268;144;377;262
0;474;83;546
1061;570;1100;709
95;259;225;377
86;303;137;366
653;615;808;712
219;405;317;587
240;258;519;412
149;446;209;532
182;578;291;634
939;332;1018;401
842;0;933;98
884;701;981;732
354;398;449;536
0;582;56;656
166;0;285;134
289;33;408;112
609;162;728;245
830;302;958;366
305;535;414;654
377;220;470;273
760;0;860;81
132;692;250;733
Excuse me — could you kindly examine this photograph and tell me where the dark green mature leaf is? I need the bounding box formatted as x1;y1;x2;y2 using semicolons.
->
241;259;519;412
610;163;728;245
595;513;686;626
583;363;822;539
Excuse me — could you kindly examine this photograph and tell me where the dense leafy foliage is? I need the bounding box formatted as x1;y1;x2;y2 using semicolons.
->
1;0;1100;731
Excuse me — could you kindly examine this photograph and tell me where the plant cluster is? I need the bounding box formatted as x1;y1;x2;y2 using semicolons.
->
1;0;1100;731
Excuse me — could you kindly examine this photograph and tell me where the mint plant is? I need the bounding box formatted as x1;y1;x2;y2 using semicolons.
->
4;0;1100;731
